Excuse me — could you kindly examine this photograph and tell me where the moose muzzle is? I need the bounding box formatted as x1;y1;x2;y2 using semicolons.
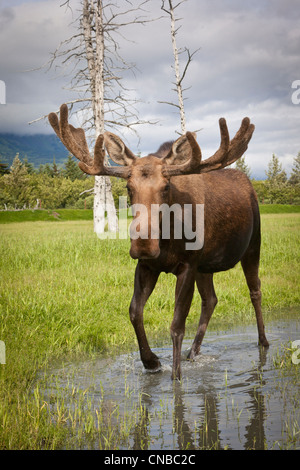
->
129;203;161;260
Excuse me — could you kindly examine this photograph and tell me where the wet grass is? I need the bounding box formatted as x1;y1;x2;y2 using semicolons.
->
271;341;300;449
0;213;299;449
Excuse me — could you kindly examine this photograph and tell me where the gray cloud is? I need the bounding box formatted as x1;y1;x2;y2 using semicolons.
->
0;0;299;179
0;7;15;30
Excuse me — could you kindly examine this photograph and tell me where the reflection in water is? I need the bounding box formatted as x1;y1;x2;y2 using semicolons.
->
132;343;270;450
174;382;222;450
41;315;299;450
244;347;268;450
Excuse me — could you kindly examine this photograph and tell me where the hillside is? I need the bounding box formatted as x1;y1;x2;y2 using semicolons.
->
0;133;69;168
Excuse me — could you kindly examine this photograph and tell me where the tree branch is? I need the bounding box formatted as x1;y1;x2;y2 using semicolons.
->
160;0;199;134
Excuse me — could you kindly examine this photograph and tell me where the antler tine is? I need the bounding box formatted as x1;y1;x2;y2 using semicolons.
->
77;134;130;178
77;134;105;175
225;117;255;166
162;132;202;177
48;104;92;166
48;104;129;178
196;118;231;173
200;117;254;173
164;117;255;177
208;118;230;165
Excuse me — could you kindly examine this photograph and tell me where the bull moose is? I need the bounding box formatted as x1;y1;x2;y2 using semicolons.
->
48;104;269;380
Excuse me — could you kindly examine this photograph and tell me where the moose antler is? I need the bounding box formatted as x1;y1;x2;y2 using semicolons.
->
163;117;255;177
48;104;130;178
48;104;254;180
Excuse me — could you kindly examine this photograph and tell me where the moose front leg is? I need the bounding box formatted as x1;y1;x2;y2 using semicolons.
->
129;262;161;371
171;265;195;380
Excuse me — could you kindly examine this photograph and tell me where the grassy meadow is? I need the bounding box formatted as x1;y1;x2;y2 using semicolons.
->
0;210;299;449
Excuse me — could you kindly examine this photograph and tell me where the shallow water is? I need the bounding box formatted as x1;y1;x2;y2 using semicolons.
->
44;312;300;450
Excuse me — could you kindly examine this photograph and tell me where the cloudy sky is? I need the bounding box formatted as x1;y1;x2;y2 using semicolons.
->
0;0;300;178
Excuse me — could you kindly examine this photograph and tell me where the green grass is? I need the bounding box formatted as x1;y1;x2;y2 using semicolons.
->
0;204;299;225
0;213;299;449
259;204;300;214
0;209;94;224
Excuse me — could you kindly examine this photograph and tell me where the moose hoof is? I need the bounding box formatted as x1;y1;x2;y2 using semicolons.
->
143;355;161;373
259;337;269;348
187;347;200;361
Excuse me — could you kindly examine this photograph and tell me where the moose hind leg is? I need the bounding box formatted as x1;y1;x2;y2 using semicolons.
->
129;262;161;371
241;250;269;347
188;273;218;360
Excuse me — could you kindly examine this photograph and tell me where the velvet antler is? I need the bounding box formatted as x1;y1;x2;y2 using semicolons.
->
48;104;131;178
162;117;255;177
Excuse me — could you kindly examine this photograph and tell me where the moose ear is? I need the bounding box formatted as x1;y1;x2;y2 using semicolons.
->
103;132;136;166
163;132;197;165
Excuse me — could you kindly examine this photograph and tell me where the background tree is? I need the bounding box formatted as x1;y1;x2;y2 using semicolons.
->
265;154;289;204
22;157;35;175
0;157;9;175
160;0;199;134
64;154;87;181
80;0;117;234
38;163;53;177
52;157;60;178
235;155;251;179
1;154;29;208
289;152;300;185
33;0;156;234
266;153;287;185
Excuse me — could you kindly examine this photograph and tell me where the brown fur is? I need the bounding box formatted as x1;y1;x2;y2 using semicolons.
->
149;141;174;158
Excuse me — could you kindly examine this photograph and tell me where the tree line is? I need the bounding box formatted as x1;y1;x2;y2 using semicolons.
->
0;153;95;210
0;151;299;211
237;153;300;205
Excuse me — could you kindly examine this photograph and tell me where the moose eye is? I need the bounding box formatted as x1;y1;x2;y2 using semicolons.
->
163;183;170;192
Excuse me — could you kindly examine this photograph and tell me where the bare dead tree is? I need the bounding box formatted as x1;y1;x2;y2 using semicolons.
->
31;0;157;234
81;0;118;233
160;0;199;134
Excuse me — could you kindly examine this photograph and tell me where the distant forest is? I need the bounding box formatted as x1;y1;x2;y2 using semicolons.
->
0;131;300;210
0;133;69;167
0;149;299;210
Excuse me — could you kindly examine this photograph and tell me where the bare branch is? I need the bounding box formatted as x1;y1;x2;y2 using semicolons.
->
28;98;91;125
178;47;200;86
79;187;94;196
158;100;180;109
160;0;199;134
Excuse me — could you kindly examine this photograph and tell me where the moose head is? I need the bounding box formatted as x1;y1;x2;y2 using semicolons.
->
49;104;254;260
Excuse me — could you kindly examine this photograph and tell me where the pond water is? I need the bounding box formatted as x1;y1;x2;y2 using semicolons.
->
43;312;299;450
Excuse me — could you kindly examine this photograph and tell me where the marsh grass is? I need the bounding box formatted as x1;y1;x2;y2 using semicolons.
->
271;341;300;449
0;214;299;449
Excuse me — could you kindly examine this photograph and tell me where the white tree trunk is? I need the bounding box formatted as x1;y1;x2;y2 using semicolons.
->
168;0;186;134
105;177;118;231
93;175;118;234
83;0;118;235
93;175;106;233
